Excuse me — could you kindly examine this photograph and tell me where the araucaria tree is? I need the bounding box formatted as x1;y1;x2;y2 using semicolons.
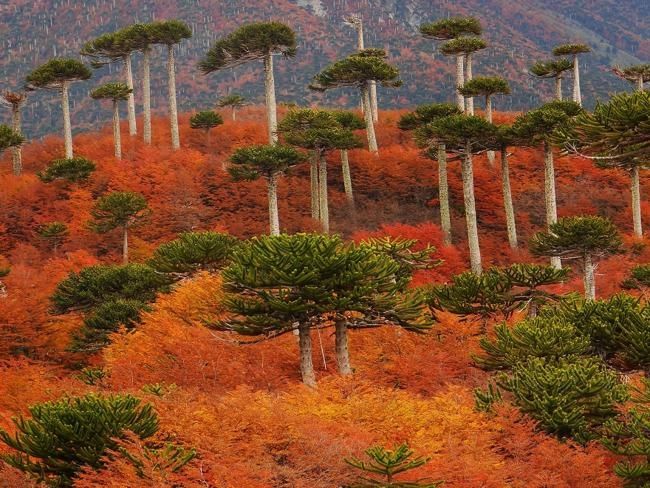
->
217;234;432;387
491;125;520;248
530;216;622;300
343;14;378;123
332;110;366;207
89;191;150;263
399;103;462;246
0;125;25;168
310;49;401;154
148;20;192;150
229;144;306;236
552;43;591;106
217;94;247;121
613;64;650;92
1;91;27;175
90;83;132;160
419;17;482;112
25;58;92;158
440;37;488;115
199;22;297;144
190;111;223;149
530;59;573;100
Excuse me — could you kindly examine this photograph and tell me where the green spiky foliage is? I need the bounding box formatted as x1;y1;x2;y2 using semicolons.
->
149;231;239;275
513;100;583;145
499;357;628;442
458;76;510;98
419;17;482;40
38;157;96;183
75;367;106;386
530;59;573;78
439;37;487;57
309;54;402;91
90;82;132;101
89;191;150;234
345;443;443;487
146;19;192;46
279;109;363;153
331;110;366;130
416;114;498;155
474;382;503;412
351;48;388;59
25;58;92;89
120;22;154;52
475;317;590;371
80;31;133;67
397;103;461;131
613;64;650;87
0;124;25;152
0;393;159;486
501;263;570;315
198;22;296;72
217;94;247;109
229;144;306;181
552;43;591;56
189;111;224;131
623;265;650;291
37;222;69;251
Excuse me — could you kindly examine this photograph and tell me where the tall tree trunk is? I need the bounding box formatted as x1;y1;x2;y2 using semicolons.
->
543;140;561;269
637;77;644;92
232;106;237;121
465;53;474;115
461;145;482;274
583;253;596;300
437;144;452;246
485;95;495;166
11;106;22;176
310;153;320;220
361;85;378;153
112;100;122;160
341;149;354;206
268;173;280;236
456;55;465;112
264;53;278;144
61;82;73;158
123;54;137;136
573;54;581;107
318;153;329;233
167;45;180;150
142;46;152;144
501;147;518;249
555;76;562;100
335;321;352;375
298;323;316;387
370;81;378;123
122;225;129;264
631;165;643;237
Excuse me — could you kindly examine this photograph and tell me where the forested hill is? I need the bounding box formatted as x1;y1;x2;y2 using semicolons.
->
0;0;647;137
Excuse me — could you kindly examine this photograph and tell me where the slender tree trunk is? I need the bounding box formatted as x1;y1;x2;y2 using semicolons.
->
268;173;280;236
142;46;152;144
555;76;562;100
11;106;22;176
264;53;278;144
461;145;482;274
485;95;495;166
543;140;561;269
583;253;596;300
123;54;137;136
370;81;378;123
438;144;452;246
122;225;129;264
637;77;644;92
456;55;465;112
167;45;180;150
341;149;354;206
631;165;643;237
318;153;330;233
528;301;538;318
335;321;352;375
232;106;236;121
310;153;320;220
298;323;316;387
112;100;122;160
465;53;474;115
361;85;378;153
573;54;581;107
501;147;518;249
61;82;73;158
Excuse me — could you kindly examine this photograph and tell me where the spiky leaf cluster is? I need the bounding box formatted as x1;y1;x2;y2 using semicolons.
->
331;110;366;130
351;48;388;59
149;231;239;274
622;265;650;291
613;64;650;84
229;144;307;181
309;54;402;91
147;19;192;46
552;43;591;56
90;82;132;101
458;76;510;97
0;124;25;152
439;37;487;56
217;94;247;108
530;59;573;78
189;110;224;130
416;114;498;154
89;191;150;233
25;58;92;89
38;157;96;183
512;100;583;145
397;103;461;131
419;17;482;40
81;31;133;65
37;221;68;249
278;109;363;152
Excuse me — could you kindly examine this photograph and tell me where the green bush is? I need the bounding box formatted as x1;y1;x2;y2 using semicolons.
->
149;231;239;274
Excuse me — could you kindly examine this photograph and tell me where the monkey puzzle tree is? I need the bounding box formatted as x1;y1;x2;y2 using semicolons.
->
400;103;462;246
217;93;247;121
89;191;151;264
81;32;138;136
530;58;573;100
278;109;362;232
90;82;132;159
439;37;487;116
38;157;96;184
148;20;192;150
530;216;623;300
189;110;223;148
613;64;650;92
417;115;498;274
332;110;366;207
1;91;27;175
310;50;401;154
552;43;591;106
25;58;92;158
419;17;482;112
37;221;69;255
199;22;297;144
0;125;25;169
229;144;306;236
490;125;520;248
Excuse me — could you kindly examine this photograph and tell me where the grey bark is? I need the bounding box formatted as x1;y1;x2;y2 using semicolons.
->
341;149;354;206
555;76;562;100
142;46;152;144
461;146;482;274
543;140;562;269
631;165;643;237
318;154;330;233
485;95;495;166
231;106;237;121
112;100;122;160
583;253;596;300
456;55;465;112
573;54;582;107
11;106;22;175
264;53;278;144
465;53;474;115
361;85;378;153
61;82;73;158
637;77;644;92
310;154;320;220
501;148;518;249
167;45;180;150
122;225;129;264
123;54;137;136
437;144;452;246
268;173;280;236
335;321;352;376
298;323;316;387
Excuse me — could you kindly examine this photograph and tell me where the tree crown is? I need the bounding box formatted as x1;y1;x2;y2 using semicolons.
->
530;58;573;78
189;111;224;130
416;114;498;153
552;43;591;56
217;94;247;108
613;64;650;83
331;110;366;130
512;100;583;144
310;54;401;91
81;31;133;64
458;76;510;97
419;17;482;40
398;103;461;131
229;144;307;180
90;82;132;101
89;191;150;233
278;108;363;152
25;58;92;89
38;157;96;183
1;91;27;109
147;19;192;46
351;48;388;59
439;36;487;56
0;125;25;152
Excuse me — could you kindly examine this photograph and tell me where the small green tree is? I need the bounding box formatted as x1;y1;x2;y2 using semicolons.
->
189;110;224;148
1;91;28;175
37;221;69;254
25;58;91;158
0;125;25;170
552;43;590;106
439;37;487;115
0;393;159;486
229;145;306;236
199;22;297;144
501;263;569;316
89;192;151;263
530;59;573;100
38;157;96;183
613;64;650;92
217;93;247;121
332;110;366;207
90;82;132;159
623;265;650;295
530;216;623;300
